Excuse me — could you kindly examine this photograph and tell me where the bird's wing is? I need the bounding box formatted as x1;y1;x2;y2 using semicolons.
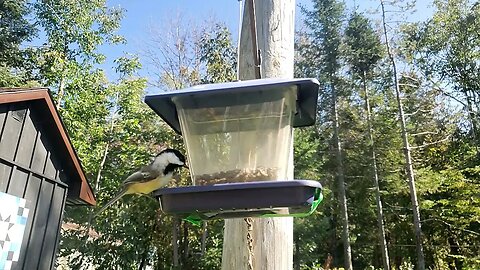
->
123;169;160;185
94;187;128;217
94;167;162;217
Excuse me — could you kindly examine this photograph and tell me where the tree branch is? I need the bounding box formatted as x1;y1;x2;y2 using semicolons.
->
410;136;451;150
422;218;480;236
410;131;438;136
404;108;435;117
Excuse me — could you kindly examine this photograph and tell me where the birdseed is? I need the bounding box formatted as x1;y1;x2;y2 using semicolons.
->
195;168;279;185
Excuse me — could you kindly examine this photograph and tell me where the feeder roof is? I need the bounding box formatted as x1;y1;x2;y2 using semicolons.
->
145;78;319;134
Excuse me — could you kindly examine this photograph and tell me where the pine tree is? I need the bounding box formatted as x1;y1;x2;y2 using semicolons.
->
344;12;390;270
300;0;353;268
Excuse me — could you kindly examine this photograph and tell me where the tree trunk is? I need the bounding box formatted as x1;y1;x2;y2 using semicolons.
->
87;109;116;227
86;141;110;227
55;42;68;110
362;73;390;270
331;81;353;270
221;0;295;269
200;221;208;256
56;75;66;110
380;1;425;269
172;218;179;267
182;221;189;264
448;236;463;270
138;251;147;270
465;92;479;152
327;186;337;266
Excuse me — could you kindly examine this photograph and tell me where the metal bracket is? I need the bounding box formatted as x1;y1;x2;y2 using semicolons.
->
248;0;261;79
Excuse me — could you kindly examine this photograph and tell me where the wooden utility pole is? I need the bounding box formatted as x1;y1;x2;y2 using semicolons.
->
221;0;295;269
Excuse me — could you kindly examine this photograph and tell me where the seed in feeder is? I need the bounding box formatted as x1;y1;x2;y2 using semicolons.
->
195;168;278;185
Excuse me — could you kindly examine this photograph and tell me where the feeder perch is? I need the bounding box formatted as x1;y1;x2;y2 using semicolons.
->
145;78;322;222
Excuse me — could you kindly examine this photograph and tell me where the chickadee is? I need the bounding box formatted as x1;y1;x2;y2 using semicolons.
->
95;148;188;216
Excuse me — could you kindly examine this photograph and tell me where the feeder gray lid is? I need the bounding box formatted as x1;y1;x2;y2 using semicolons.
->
145;78;319;134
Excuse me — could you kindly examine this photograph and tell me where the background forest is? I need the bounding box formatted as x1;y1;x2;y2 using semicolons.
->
0;0;478;269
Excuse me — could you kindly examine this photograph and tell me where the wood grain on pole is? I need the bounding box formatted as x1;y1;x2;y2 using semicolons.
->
221;1;295;269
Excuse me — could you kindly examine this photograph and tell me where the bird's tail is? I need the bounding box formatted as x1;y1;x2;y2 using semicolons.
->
94;188;127;217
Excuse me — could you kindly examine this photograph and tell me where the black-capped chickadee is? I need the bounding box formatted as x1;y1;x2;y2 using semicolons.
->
95;148;188;216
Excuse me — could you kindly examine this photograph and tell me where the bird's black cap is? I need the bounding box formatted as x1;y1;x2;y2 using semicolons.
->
158;148;186;164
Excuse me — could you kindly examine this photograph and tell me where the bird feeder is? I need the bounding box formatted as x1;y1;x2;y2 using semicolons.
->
145;78;322;223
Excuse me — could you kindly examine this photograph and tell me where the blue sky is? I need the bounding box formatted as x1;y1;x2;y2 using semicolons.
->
101;0;434;83
101;0;244;80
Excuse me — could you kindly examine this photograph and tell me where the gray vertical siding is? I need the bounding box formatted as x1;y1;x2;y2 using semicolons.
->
0;102;69;270
0;104;26;160
0;162;11;191
16;108;36;166
39;184;67;270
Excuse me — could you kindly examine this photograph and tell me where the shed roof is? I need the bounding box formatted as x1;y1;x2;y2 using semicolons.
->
0;87;95;206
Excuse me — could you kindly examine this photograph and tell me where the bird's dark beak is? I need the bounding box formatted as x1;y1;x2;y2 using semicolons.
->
183;164;189;169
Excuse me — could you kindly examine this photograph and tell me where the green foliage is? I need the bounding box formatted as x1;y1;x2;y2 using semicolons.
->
399;3;480;267
300;0;345;80
199;24;237;83
0;0;36;87
297;0;480;269
58;58;171;269
0;0;35;67
0;66;28;87
3;0;480;268
401;0;480;142
32;0;124;92
344;13;383;79
297;1;353;268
